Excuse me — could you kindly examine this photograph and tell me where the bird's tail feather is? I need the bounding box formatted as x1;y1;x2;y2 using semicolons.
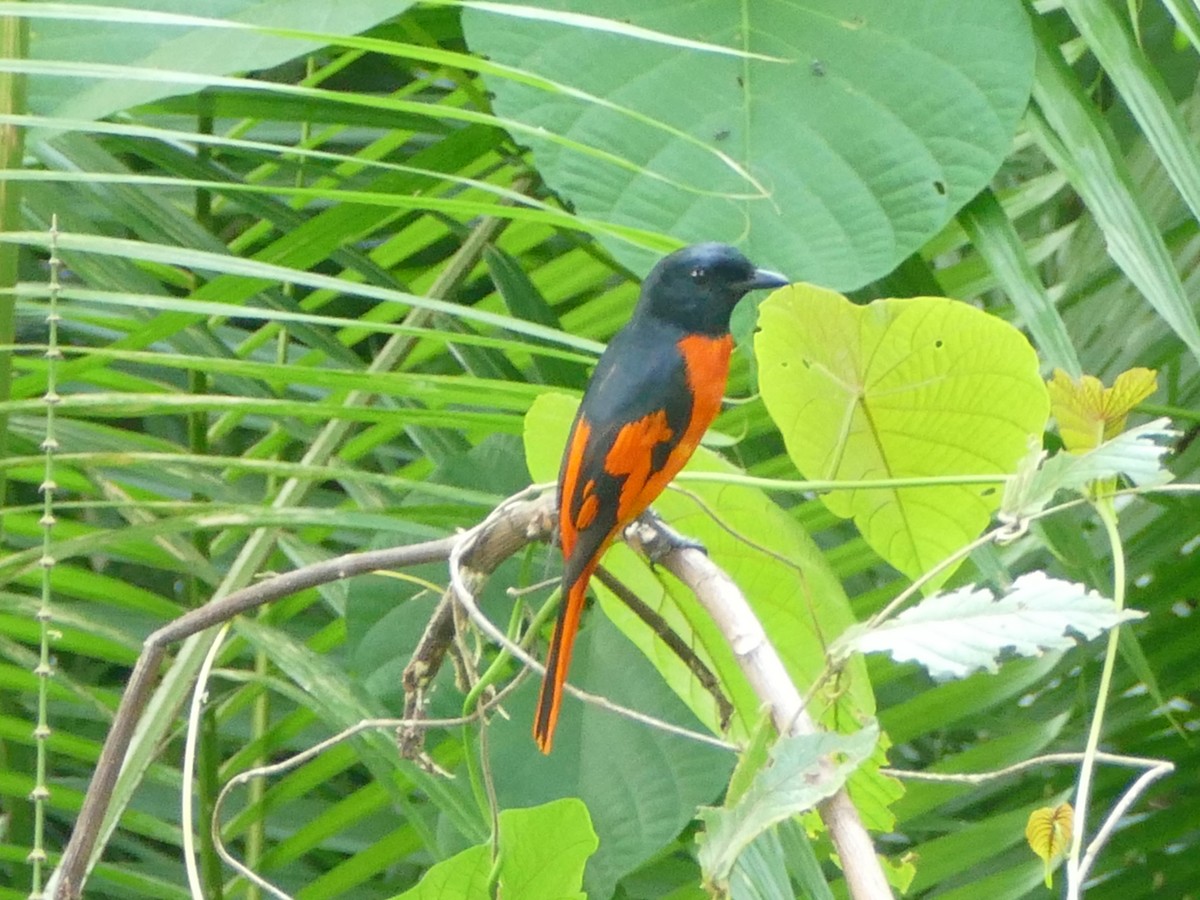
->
533;568;594;753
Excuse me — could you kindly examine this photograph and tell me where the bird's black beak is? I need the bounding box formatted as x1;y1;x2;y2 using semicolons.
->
744;268;790;291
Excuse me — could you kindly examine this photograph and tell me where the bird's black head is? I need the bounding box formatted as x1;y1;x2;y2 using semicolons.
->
636;243;789;336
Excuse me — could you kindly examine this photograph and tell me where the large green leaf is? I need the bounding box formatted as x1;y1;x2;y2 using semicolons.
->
390;798;596;900
496;799;597;899
756;285;1049;585
463;0;1034;289
390;845;491;900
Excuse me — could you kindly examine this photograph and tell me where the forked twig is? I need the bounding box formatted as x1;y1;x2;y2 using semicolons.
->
50;495;530;899
212;715;485;900
53;484;889;900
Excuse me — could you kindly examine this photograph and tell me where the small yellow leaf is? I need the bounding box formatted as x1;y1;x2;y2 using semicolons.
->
1048;368;1157;453
1026;803;1073;888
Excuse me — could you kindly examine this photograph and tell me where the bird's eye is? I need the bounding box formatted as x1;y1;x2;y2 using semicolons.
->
690;266;708;283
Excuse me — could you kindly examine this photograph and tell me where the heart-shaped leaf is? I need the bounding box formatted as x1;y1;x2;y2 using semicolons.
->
756;285;1049;586
464;0;1034;289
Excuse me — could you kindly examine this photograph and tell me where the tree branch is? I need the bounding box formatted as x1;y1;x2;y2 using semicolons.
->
53;485;889;900
627;519;894;899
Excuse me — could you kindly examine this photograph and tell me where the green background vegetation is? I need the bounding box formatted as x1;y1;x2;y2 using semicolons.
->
0;1;1197;898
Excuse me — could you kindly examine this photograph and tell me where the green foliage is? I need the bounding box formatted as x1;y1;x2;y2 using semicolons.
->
465;0;1035;289
0;1;1196;899
392;798;597;900
757;286;1049;586
697;725;878;892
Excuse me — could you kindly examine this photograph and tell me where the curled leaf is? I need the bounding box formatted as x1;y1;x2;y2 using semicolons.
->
1048;367;1157;453
1026;802;1073;888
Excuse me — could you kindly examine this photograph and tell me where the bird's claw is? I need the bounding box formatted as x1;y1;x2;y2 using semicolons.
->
625;510;707;563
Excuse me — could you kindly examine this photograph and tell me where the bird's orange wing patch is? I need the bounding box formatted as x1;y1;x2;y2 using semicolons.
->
557;416;592;559
603;409;674;522
575;481;600;531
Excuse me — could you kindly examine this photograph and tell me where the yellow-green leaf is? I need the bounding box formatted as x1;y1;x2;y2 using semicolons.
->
756;285;1049;587
1025;802;1073;888
1047;367;1158;452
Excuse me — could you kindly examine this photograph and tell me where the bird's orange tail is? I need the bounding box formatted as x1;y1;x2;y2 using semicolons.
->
533;570;595;753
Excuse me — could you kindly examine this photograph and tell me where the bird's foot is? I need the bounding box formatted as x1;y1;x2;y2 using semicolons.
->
625;510;707;563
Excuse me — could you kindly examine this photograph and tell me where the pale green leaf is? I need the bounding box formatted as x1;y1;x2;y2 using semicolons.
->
497;798;598;900
832;573;1144;680
389;799;596;900
390;845;491;900
697;724;878;891
756;285;1049;587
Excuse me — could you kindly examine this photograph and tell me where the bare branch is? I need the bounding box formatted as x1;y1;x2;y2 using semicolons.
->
52;521;502;898
627;519;894;900
1077;759;1174;882
53;481;890;900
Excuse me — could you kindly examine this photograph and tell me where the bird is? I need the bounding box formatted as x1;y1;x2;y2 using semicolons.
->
534;242;789;752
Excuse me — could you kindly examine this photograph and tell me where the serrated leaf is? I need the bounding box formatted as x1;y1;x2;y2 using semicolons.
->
1026;803;1073;888
756;285;1049;588
832;572;1144;680
1048;367;1158;452
697;724;878;891
464;0;1034;289
1001;417;1177;522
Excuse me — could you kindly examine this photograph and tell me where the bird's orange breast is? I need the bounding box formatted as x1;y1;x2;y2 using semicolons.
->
610;333;733;520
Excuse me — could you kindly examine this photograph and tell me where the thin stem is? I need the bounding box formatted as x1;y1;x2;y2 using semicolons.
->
883;749;1165;786
1066;496;1125;898
677;470;1009;493
183;623;232;898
